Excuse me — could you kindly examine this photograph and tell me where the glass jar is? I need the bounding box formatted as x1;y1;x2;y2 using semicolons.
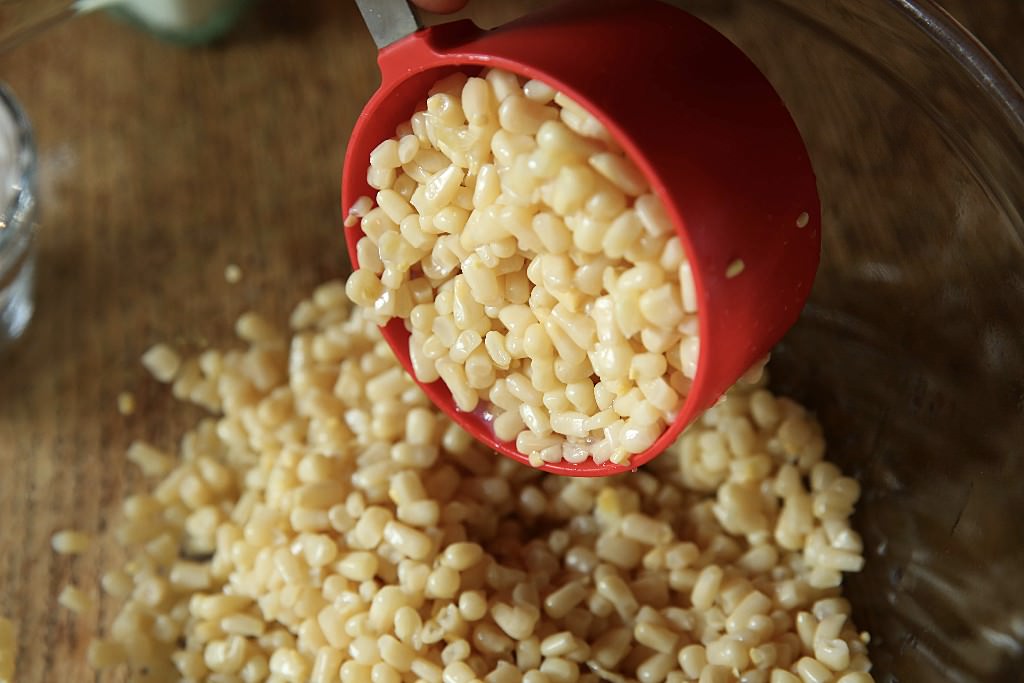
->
0;84;36;351
672;0;1024;680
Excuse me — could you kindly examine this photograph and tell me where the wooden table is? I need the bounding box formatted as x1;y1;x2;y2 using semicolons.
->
0;1;1020;681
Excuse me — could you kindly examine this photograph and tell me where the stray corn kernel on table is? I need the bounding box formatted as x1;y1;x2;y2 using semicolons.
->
0;1;1020;682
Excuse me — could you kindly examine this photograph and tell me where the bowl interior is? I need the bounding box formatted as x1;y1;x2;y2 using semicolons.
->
669;0;1024;680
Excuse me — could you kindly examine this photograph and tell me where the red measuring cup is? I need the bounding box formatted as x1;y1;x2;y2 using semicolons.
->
342;0;820;476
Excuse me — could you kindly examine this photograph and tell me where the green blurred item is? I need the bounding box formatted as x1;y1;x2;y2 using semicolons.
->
0;0;253;51
106;0;254;45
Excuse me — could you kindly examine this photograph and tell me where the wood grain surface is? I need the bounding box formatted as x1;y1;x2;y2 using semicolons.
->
0;1;1020;681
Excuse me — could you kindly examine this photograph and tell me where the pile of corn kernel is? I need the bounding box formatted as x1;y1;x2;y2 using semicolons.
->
72;281;873;683
345;69;726;467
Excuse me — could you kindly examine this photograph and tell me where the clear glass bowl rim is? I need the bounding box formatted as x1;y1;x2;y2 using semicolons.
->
774;0;1024;235
0;82;36;255
901;0;1024;132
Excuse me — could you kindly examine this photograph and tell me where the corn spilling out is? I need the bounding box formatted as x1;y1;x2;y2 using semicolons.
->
75;282;873;682
345;69;756;468
51;529;92;555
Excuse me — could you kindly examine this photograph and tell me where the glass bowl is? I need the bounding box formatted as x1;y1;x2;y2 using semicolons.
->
666;0;1024;680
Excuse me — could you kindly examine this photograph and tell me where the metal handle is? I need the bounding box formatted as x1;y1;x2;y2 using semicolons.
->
354;0;422;50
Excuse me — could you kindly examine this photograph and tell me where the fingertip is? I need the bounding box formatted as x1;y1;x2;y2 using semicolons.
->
410;0;470;14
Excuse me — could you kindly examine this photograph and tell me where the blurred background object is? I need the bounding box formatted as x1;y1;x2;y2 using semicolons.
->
0;0;254;50
107;0;255;45
0;1;1021;681
0;84;36;351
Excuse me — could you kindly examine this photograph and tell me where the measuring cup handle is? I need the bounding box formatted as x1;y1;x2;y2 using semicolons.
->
354;0;421;49
376;18;484;82
355;0;484;81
